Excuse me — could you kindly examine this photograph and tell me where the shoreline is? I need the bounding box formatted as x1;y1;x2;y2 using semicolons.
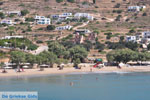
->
1;66;150;78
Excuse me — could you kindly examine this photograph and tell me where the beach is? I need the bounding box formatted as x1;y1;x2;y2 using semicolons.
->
1;66;150;77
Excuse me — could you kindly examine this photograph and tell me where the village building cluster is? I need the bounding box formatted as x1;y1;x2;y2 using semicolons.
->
126;31;150;46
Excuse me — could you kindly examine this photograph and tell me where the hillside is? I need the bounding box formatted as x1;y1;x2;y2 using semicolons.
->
0;0;150;61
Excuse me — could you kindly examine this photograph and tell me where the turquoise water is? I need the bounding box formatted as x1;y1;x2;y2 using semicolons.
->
0;72;150;100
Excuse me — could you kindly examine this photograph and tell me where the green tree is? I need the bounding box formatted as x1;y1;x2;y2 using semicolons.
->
95;42;105;52
107;49;134;63
46;25;55;30
93;0;96;4
73;58;81;68
10;51;26;70
37;51;57;67
69;45;88;63
25;54;36;66
56;0;63;3
21;10;29;16
82;40;93;51
147;44;150;50
0;12;5;19
67;0;75;3
119;36;124;42
48;41;66;57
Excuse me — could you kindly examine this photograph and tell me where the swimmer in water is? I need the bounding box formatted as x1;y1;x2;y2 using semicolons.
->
70;82;74;86
96;77;98;80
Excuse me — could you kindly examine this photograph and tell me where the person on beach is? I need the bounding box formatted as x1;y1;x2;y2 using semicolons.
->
21;68;24;72
70;82;74;86
90;68;93;72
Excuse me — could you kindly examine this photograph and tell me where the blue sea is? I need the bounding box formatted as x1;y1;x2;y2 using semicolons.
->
0;72;150;100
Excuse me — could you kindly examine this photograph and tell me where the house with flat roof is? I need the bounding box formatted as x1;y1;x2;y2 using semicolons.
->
1;36;24;40
56;25;73;30
128;6;146;12
126;36;137;42
51;13;73;22
74;13;94;21
6;11;21;16
0;19;16;25
141;31;150;44
74;29;91;34
34;15;50;25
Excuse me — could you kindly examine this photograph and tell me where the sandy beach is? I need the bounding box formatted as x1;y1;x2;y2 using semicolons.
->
1;66;150;77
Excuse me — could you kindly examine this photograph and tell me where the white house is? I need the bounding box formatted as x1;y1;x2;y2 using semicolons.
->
75;29;91;34
141;31;150;44
6;11;21;16
51;14;60;19
56;25;72;30
34;15;50;25
1;36;24;40
126;36;137;42
0;19;16;25
128;6;146;12
51;13;72;18
51;13;73;22
74;13;94;21
61;13;72;17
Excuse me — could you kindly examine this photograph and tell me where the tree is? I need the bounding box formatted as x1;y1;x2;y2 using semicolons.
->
147;44;150;50
73;58;81;68
25;54;36;66
82;40;93;51
46;25;55;30
125;42;139;51
119;36;124;42
107;49;134;63
56;0;63;3
142;12;147;16
10;51;26;71
93;0;96;4
69;45;88;63
67;0;75;3
37;51;57;67
95;42;105;52
0;12;5;19
48;41;67;58
21;10;29;16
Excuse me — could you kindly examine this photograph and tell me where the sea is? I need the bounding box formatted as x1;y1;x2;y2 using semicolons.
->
0;72;150;100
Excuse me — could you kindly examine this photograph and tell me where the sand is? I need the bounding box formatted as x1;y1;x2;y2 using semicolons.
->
0;66;150;77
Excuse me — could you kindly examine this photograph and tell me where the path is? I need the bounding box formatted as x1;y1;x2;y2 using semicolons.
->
30;45;48;55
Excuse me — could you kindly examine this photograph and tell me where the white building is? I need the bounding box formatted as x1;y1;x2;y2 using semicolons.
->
1;36;24;40
6;11;21;16
141;31;150;44
56;25;72;30
61;13;72;17
0;19;16;25
75;29;91;34
128;6;146;12
74;13;94;21
34;15;50;25
51;13;72;19
51;13;73;22
126;36;137;42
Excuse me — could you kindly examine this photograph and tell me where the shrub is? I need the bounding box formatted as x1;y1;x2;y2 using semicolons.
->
25;17;34;22
21;10;29;16
46;25;55;30
142;12;147;16
67;0;75;3
56;0;63;3
0;12;5;19
114;3;120;8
